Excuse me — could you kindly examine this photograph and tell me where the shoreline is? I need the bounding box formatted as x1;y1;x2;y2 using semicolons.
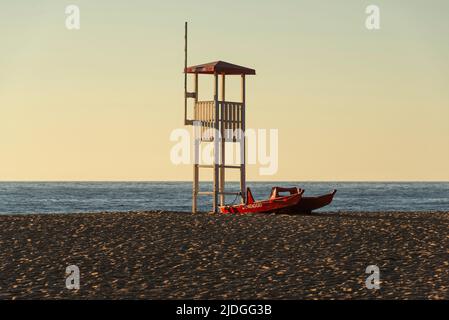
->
1;210;448;216
1;211;448;299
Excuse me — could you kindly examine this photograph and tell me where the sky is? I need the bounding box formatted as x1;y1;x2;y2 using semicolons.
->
0;0;448;181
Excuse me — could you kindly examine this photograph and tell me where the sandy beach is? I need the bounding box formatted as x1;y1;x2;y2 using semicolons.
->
0;211;448;300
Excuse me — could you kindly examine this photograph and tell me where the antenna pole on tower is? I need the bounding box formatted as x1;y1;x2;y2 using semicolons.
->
184;22;188;125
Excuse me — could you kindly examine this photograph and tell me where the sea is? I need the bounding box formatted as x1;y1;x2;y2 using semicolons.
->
0;182;448;214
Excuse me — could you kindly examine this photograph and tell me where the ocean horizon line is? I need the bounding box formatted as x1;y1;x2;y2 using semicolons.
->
1;180;449;183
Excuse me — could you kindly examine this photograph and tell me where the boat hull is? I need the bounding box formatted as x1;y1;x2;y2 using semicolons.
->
282;190;337;214
220;189;303;214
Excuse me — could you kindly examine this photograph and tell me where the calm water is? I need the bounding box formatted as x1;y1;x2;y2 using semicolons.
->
0;182;448;214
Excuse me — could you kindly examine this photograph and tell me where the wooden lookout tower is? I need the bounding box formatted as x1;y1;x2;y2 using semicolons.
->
183;22;256;213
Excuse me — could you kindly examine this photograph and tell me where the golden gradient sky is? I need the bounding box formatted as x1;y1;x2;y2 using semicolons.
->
1;0;448;181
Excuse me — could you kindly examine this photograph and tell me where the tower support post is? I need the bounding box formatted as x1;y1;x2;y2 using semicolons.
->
213;73;220;213
240;74;246;204
192;73;199;213
220;74;226;206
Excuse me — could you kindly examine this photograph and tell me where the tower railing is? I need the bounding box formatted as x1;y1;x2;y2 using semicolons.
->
194;100;244;141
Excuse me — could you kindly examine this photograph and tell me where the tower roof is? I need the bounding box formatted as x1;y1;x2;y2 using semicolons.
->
185;60;256;75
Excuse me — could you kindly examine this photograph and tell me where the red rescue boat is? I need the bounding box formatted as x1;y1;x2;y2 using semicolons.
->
220;187;304;214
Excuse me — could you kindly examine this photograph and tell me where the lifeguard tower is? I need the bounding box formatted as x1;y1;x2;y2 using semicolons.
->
183;22;256;213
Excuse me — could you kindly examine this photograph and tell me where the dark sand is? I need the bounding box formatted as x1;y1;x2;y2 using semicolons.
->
0;211;448;300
